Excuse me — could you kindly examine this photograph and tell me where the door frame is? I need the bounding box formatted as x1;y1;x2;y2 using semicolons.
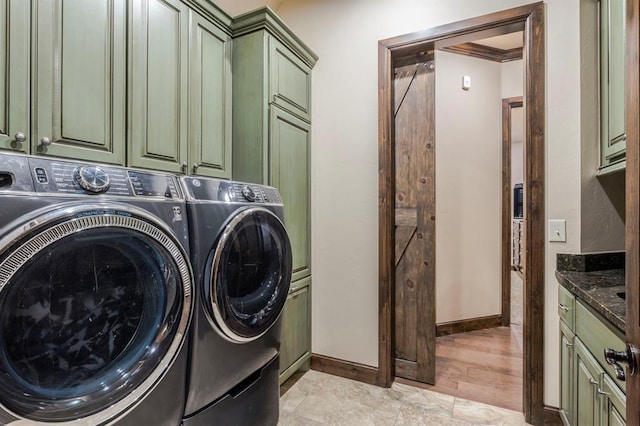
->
377;3;545;424
625;0;640;420
502;96;523;326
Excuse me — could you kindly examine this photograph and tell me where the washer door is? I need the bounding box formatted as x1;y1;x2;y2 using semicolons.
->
0;204;192;424
209;207;292;343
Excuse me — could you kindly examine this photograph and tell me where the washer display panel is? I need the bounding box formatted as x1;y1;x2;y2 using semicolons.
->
0;207;192;424
210;207;292;342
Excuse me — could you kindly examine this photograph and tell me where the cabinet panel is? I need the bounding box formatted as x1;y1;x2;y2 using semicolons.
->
0;0;29;153
270;106;311;282
602;374;626;426
575;340;603;426
600;0;626;168
279;281;311;376
270;38;311;121
34;0;126;163
188;11;232;178
130;0;188;172
560;322;574;425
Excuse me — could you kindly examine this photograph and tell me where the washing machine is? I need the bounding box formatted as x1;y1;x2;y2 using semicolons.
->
180;176;292;426
0;152;193;425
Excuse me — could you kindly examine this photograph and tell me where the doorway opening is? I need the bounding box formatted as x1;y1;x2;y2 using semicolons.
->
378;3;545;424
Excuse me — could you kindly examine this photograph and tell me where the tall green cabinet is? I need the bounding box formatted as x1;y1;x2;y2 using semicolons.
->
0;0;29;153
232;8;318;384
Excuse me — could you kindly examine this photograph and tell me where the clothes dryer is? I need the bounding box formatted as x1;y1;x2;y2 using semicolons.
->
0;153;193;425
180;176;292;426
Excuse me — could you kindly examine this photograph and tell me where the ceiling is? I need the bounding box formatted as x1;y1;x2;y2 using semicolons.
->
474;32;523;50
213;0;284;17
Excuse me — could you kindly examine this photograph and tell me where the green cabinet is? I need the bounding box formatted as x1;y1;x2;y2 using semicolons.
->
270;106;311;282
0;0;30;153
279;278;311;383
33;0;126;163
188;10;233;179
232;8;317;384
599;0;626;174
129;0;232;177
560;321;575;425
129;0;189;173
575;339;602;426
558;286;627;426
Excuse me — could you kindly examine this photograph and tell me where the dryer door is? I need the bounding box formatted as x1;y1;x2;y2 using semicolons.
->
209;207;292;343
0;204;192;425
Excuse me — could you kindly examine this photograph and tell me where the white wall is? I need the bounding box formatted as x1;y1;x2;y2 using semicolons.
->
501;60;524;214
435;51;503;323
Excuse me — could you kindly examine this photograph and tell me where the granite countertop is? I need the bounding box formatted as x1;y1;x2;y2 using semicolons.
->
555;269;625;331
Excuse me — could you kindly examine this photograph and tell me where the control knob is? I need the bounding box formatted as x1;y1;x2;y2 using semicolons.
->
73;165;110;193
241;185;256;202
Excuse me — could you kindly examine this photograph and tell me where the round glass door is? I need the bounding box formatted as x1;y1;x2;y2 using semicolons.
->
0;205;192;424
209;207;292;342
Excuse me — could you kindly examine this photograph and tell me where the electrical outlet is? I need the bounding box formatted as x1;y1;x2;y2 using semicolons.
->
549;219;566;242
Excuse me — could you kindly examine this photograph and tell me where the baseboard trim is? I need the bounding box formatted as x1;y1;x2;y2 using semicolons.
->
543;406;562;425
436;314;503;337
310;354;379;386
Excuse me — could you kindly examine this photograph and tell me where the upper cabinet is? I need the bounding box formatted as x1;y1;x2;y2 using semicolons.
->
129;0;189;173
0;0;233;179
34;0;127;164
0;0;30;154
599;0;626;174
188;10;233;179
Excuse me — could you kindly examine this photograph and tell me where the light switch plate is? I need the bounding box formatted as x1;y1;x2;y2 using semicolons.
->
549;219;566;242
462;75;471;90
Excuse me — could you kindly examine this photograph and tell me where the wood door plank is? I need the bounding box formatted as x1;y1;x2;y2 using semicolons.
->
395;225;416;265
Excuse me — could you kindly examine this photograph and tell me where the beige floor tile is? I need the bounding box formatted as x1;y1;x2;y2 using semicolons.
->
278;371;530;426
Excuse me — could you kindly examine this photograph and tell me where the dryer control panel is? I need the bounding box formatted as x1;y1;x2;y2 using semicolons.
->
26;157;182;199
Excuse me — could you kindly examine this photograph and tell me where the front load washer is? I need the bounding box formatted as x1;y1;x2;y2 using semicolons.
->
180;176;292;426
0;153;193;426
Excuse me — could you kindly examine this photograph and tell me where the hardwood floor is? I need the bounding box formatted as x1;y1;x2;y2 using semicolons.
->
396;325;523;412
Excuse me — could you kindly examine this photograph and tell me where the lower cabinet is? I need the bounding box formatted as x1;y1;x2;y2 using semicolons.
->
279;278;311;384
558;287;627;426
560;321;574;425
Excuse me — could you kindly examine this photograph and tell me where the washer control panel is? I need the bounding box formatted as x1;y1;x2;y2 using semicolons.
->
27;157;182;199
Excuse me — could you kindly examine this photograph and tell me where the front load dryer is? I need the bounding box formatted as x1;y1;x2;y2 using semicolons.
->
0;153;193;425
180;176;292;426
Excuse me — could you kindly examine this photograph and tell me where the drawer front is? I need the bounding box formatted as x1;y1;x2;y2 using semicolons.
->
575;300;626;392
558;285;575;330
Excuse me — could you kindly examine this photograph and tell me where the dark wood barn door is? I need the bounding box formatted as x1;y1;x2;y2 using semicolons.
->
393;56;436;384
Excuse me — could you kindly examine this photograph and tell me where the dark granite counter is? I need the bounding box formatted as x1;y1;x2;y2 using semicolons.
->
555;269;625;332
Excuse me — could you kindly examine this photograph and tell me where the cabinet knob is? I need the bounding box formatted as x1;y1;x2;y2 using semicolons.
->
193;163;199;172
558;304;569;312
39;137;52;147
604;344;640;381
14;132;26;143
181;162;188;173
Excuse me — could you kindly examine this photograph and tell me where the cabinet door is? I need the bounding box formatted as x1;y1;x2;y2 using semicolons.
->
575;339;603;426
560;322;574;425
279;281;311;379
0;0;29;153
270;106;311;282
188;11;232;179
600;0;626;166
33;0;126;163
130;0;188;173
269;37;311;121
601;374;626;426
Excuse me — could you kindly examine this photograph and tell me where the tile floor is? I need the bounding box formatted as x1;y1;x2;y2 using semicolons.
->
279;370;529;425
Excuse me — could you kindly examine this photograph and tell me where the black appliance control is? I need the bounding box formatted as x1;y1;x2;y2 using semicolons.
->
73;165;110;193
34;168;48;184
241;185;256;202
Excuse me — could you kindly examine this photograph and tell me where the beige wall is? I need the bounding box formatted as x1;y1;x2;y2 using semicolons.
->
275;0;585;408
212;0;597;408
435;51;503;323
